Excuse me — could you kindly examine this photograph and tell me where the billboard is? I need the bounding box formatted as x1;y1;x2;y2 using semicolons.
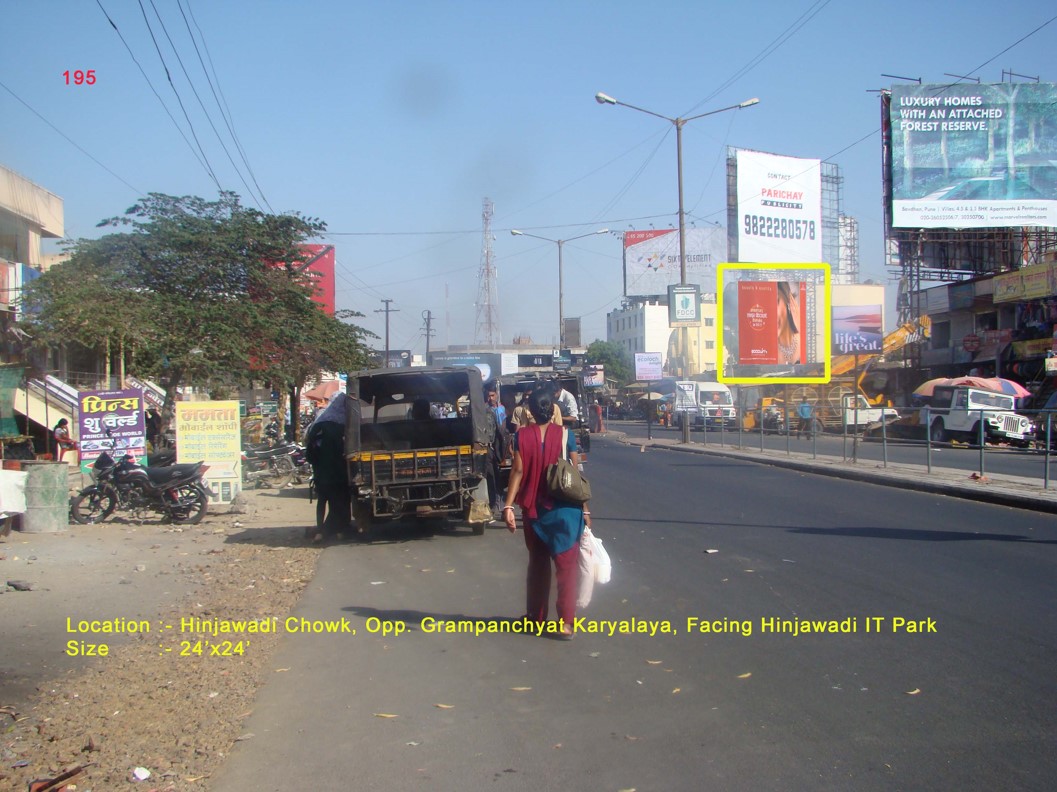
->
832;304;883;355
717;262;831;385
623;227;726;297
297;244;336;316
77;389;147;473
890;83;1057;229
735;149;822;263
736;281;807;365
634;352;663;381
175;401;242;504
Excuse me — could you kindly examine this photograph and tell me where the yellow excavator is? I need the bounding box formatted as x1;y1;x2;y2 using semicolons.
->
742;316;932;432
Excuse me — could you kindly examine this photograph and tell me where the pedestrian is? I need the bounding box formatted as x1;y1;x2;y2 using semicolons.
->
502;389;590;639
53;418;78;461
145;407;162;451
512;385;561;428
303;393;352;543
484;385;509;515
589;399;605;434
796;398;814;438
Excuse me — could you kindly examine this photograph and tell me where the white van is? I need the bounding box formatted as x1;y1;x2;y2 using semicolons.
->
698;383;737;430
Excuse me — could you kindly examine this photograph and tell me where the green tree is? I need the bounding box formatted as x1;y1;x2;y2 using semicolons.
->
585;339;632;386
20;192;372;432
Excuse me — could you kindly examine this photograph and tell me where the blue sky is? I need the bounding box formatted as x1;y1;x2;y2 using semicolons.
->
2;1;1053;354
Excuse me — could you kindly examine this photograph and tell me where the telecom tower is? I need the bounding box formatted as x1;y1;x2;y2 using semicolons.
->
474;197;500;347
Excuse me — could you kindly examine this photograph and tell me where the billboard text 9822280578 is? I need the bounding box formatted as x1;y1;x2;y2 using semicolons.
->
716;263;831;385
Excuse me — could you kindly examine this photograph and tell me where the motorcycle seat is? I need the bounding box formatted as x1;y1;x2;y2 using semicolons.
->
143;462;202;485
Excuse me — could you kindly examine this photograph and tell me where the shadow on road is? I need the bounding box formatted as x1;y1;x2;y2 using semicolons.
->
789;526;1057;544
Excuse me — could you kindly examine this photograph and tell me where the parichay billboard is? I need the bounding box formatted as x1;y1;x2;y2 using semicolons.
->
623;227;726;297
890;83;1057;229
735;149;822;263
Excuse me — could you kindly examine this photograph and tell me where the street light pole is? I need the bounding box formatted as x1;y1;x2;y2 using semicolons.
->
595;92;759;443
510;227;609;349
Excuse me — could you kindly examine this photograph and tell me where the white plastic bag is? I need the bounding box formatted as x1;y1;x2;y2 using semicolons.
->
577;528;596;609
591;531;611;585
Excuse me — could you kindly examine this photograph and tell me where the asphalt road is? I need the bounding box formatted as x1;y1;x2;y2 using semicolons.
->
619;418;1057;483
212;435;1057;791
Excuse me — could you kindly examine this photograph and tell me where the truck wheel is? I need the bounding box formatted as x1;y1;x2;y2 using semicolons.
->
930;418;946;443
352;500;373;540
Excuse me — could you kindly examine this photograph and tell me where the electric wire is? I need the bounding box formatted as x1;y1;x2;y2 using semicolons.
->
0;79;144;197
95;0;215;182
135;0;223;191
180;0;273;213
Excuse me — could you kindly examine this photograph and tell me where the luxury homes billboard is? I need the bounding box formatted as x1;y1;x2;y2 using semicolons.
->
890;82;1057;228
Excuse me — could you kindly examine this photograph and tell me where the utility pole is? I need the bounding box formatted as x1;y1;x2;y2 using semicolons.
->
375;299;398;367
475;198;500;347
421;309;435;364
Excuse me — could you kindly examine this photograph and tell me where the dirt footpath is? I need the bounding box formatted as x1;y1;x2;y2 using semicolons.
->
1;483;323;791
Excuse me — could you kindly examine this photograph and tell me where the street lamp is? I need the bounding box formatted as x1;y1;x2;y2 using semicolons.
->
596;91;758;443
510;227;609;349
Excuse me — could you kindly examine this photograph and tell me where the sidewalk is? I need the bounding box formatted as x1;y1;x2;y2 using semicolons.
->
608;430;1057;514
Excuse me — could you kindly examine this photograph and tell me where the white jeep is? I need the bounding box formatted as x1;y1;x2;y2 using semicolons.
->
927;386;1033;446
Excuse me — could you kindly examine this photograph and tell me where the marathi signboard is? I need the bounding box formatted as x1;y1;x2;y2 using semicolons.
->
77;389;147;474
623;227;725;297
890;83;1057;228
735;149;822;263
993;262;1057;303
832;304;883;355
175;401;242;503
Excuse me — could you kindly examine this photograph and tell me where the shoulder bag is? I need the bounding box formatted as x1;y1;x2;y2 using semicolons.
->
544;427;592;505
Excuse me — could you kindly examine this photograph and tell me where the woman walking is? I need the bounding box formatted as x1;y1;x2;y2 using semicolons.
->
502;390;591;638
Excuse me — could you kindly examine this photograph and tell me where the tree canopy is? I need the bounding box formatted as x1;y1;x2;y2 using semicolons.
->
20;192;373;418
585;339;632;385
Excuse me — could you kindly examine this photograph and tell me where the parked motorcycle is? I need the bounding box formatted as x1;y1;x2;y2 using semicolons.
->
70;451;210;525
241;441;299;488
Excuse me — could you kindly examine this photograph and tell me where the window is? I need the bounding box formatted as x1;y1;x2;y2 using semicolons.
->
931;321;951;349
705;341;714;349
704;318;714;327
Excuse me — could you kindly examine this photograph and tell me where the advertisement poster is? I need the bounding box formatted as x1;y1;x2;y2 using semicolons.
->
890;83;1057;228
634;352;664;381
832;304;883;355
77;388;147;474
582;365;605;388
175;401;242;503
736;281;807;365
623;227;726;297
735;149;822;263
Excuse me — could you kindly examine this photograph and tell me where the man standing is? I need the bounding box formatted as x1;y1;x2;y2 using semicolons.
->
796;398;814;438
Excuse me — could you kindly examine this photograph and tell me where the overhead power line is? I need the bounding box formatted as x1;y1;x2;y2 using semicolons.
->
179;0;272;212
0;79;143;196
135;0;223;191
95;0;216;186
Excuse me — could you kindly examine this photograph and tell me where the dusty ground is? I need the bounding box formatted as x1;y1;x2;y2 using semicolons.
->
0;481;323;791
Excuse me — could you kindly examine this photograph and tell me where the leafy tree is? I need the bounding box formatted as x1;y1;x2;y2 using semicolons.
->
585;339;632;386
20;192;372;433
